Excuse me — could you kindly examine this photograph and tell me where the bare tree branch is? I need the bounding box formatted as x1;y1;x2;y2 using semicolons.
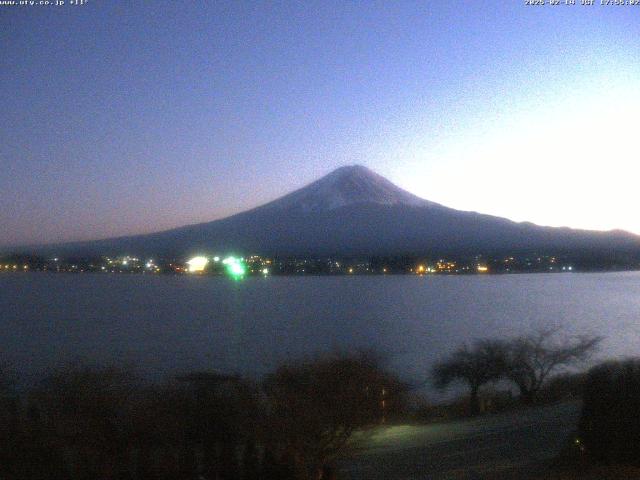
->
431;339;506;415
503;328;603;403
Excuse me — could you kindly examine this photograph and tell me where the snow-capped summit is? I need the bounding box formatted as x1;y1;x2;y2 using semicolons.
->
262;165;437;212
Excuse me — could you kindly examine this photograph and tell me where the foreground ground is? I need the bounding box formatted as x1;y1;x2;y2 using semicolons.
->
341;401;582;480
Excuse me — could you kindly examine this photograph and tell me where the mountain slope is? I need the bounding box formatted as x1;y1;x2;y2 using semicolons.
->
33;165;640;258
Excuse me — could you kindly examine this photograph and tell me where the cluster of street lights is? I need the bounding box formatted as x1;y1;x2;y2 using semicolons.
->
186;255;249;279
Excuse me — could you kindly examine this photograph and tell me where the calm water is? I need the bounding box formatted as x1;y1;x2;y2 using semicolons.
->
1;272;639;387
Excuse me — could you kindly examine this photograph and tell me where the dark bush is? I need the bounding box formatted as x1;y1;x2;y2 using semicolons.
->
579;358;640;465
0;353;405;480
263;351;407;480
538;372;586;404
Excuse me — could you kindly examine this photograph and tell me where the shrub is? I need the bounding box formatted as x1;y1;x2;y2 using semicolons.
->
263;351;406;480
579;358;640;465
538;372;586;404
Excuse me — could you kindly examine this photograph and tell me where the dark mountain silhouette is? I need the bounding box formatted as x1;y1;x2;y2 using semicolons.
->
28;165;640;258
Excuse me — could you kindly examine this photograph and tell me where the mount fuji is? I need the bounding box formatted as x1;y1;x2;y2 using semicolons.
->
33;165;640;258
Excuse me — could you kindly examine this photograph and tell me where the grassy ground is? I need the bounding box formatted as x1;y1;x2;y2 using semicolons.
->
541;466;640;480
469;457;640;480
342;401;582;480
344;399;640;480
485;440;640;480
537;450;640;480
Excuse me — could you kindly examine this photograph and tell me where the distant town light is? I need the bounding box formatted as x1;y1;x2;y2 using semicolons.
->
187;256;209;273
262;268;269;275
213;256;220;262
477;265;489;273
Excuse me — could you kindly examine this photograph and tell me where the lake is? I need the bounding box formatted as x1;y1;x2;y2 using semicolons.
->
1;272;639;389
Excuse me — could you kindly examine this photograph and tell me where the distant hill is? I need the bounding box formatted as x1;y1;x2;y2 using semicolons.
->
22;165;640;259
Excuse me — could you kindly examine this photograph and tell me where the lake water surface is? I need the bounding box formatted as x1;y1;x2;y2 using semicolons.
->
1;272;639;388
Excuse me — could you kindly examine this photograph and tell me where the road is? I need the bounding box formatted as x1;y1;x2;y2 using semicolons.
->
340;401;581;480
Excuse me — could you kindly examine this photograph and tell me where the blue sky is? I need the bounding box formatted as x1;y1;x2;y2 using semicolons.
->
1;1;639;246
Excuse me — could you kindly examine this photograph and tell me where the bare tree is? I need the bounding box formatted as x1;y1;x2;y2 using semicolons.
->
431;340;506;415
263;351;405;480
503;328;602;403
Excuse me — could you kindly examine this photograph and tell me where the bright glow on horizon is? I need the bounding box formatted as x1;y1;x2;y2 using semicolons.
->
397;71;640;235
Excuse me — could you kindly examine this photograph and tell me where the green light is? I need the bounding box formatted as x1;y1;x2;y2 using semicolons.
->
230;263;245;276
222;256;246;278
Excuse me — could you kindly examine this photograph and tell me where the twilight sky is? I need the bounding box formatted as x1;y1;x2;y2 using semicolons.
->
1;1;639;247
